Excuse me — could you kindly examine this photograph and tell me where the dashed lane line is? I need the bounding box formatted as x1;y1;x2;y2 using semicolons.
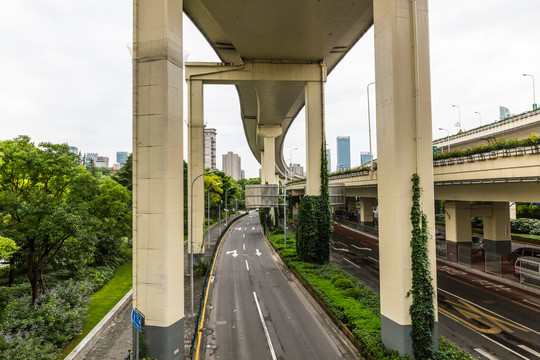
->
344;258;361;269
253;292;277;360
245;260;250;271
519;345;540;358
474;348;499;360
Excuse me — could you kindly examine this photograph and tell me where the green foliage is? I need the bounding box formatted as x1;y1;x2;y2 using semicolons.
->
408;174;435;359
434;133;540;161
296;144;331;264
342;287;363;299
516;202;540;219
471;216;483;230
76;266;115;292
194;259;210;276
112;153;132;190
0;236;18;260
511;217;540;235
0;281;92;359
259;208;274;231
334;278;354;289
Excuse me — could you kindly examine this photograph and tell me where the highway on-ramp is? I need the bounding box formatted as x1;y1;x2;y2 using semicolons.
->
199;212;359;360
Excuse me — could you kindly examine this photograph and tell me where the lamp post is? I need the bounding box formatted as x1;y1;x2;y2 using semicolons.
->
367;82;375;170
475;111;481;126
438;128;450;153
523;74;537;110
207;182;221;250
452;104;461;130
190;169;216;315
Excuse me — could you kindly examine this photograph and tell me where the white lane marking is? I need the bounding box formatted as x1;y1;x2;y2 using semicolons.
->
440;312;529;360
244;227;247;231
245;260;250;271
344;258;361;269
253;292;277;360
243;244;245;250
438;288;540;335
331;246;349;253
352;244;372;251
226;250;238;257
523;299;540;309
337;241;349;247
519;345;540;358
243;234;246;239
475;348;499;360
252;227;255;231
255;249;262;256
368;256;379;263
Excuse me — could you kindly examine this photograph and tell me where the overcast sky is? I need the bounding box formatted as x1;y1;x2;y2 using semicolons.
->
1;1;539;178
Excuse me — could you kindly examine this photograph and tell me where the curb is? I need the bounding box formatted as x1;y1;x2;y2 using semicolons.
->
65;289;133;360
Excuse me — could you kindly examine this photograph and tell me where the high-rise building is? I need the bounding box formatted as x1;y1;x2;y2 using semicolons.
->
69;146;78;155
204;127;217;170
290;163;304;177
241;170;245;180
222;151;242;180
326;149;331;172
85;152;98;166
95;156;109;168
499;106;512;120
360;152;372;166
336;136;351;171
116;151;129;166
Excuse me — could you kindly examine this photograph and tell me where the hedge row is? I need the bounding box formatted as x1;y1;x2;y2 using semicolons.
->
266;231;475;360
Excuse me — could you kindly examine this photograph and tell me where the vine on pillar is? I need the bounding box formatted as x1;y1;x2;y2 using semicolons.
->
296;144;331;264
408;173;435;359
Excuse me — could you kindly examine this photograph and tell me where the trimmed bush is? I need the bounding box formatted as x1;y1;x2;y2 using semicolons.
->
334;278;354;289
343;288;363;300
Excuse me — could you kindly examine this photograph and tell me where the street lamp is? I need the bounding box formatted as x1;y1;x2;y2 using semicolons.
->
438;128;450;152
523;74;537;110
190;169;216;315
367;82;375;170
475;111;481;127
452;105;461;130
207;182;221;250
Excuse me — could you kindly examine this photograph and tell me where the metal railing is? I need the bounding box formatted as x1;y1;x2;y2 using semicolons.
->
458;244;471;266
484;250;503;276
517;259;540;288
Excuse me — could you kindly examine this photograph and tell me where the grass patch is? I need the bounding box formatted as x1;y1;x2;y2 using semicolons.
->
512;233;540;241
59;261;133;359
266;231;475;359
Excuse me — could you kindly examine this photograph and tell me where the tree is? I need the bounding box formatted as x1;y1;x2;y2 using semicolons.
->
113;153;133;191
0;136;98;304
0;235;18;260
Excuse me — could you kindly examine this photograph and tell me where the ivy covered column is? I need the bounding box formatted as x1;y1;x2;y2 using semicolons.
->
374;0;437;357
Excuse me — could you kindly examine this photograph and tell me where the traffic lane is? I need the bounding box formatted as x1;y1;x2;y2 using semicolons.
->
329;233;540;360
204;219;270;360
204;215;354;360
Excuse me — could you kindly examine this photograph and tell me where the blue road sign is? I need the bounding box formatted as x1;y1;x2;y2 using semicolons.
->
131;308;143;333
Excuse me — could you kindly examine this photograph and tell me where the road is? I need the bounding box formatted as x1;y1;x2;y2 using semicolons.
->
330;231;540;360
200;212;359;360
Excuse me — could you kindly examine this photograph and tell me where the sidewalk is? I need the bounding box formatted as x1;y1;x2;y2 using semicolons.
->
333;220;540;311
80;216;235;360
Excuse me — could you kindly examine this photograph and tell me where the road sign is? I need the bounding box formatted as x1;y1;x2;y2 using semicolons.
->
131;308;144;333
433;146;438;155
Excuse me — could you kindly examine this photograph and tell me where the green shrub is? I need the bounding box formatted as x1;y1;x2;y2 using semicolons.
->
343;287;363;299
511;218;540;234
334;278;354;289
77;266;115;292
194;259;210;276
331;274;345;284
0;281;92;359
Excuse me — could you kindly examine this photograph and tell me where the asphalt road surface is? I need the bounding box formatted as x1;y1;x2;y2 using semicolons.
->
200;212;359;360
330;230;540;360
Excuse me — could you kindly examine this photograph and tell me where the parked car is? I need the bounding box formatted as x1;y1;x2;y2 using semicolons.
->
507;247;540;264
471;235;483;250
513;256;540;280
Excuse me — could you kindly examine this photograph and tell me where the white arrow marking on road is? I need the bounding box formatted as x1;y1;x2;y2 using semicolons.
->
352;244;372;252
255;249;262;256
226;250;238;257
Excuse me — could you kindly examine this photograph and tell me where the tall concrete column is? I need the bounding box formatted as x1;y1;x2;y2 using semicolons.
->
133;0;184;359
509;202;517;220
484;202;512;254
445;201;472;261
187;80;205;259
359;197;376;225
374;0;437;356
258;125;282;185
305;80;325;196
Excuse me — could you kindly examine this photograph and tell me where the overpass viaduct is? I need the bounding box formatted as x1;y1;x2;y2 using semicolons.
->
133;1;440;358
289;144;540;254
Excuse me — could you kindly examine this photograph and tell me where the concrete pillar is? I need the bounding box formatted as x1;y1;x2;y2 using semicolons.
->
187;80;205;259
445;201;472;261
374;0;437;355
258;125;282;185
305;80;325;196
359;197;376;225
292;199;299;220
133;0;184;358
484;202;512;254
509;202;517;220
